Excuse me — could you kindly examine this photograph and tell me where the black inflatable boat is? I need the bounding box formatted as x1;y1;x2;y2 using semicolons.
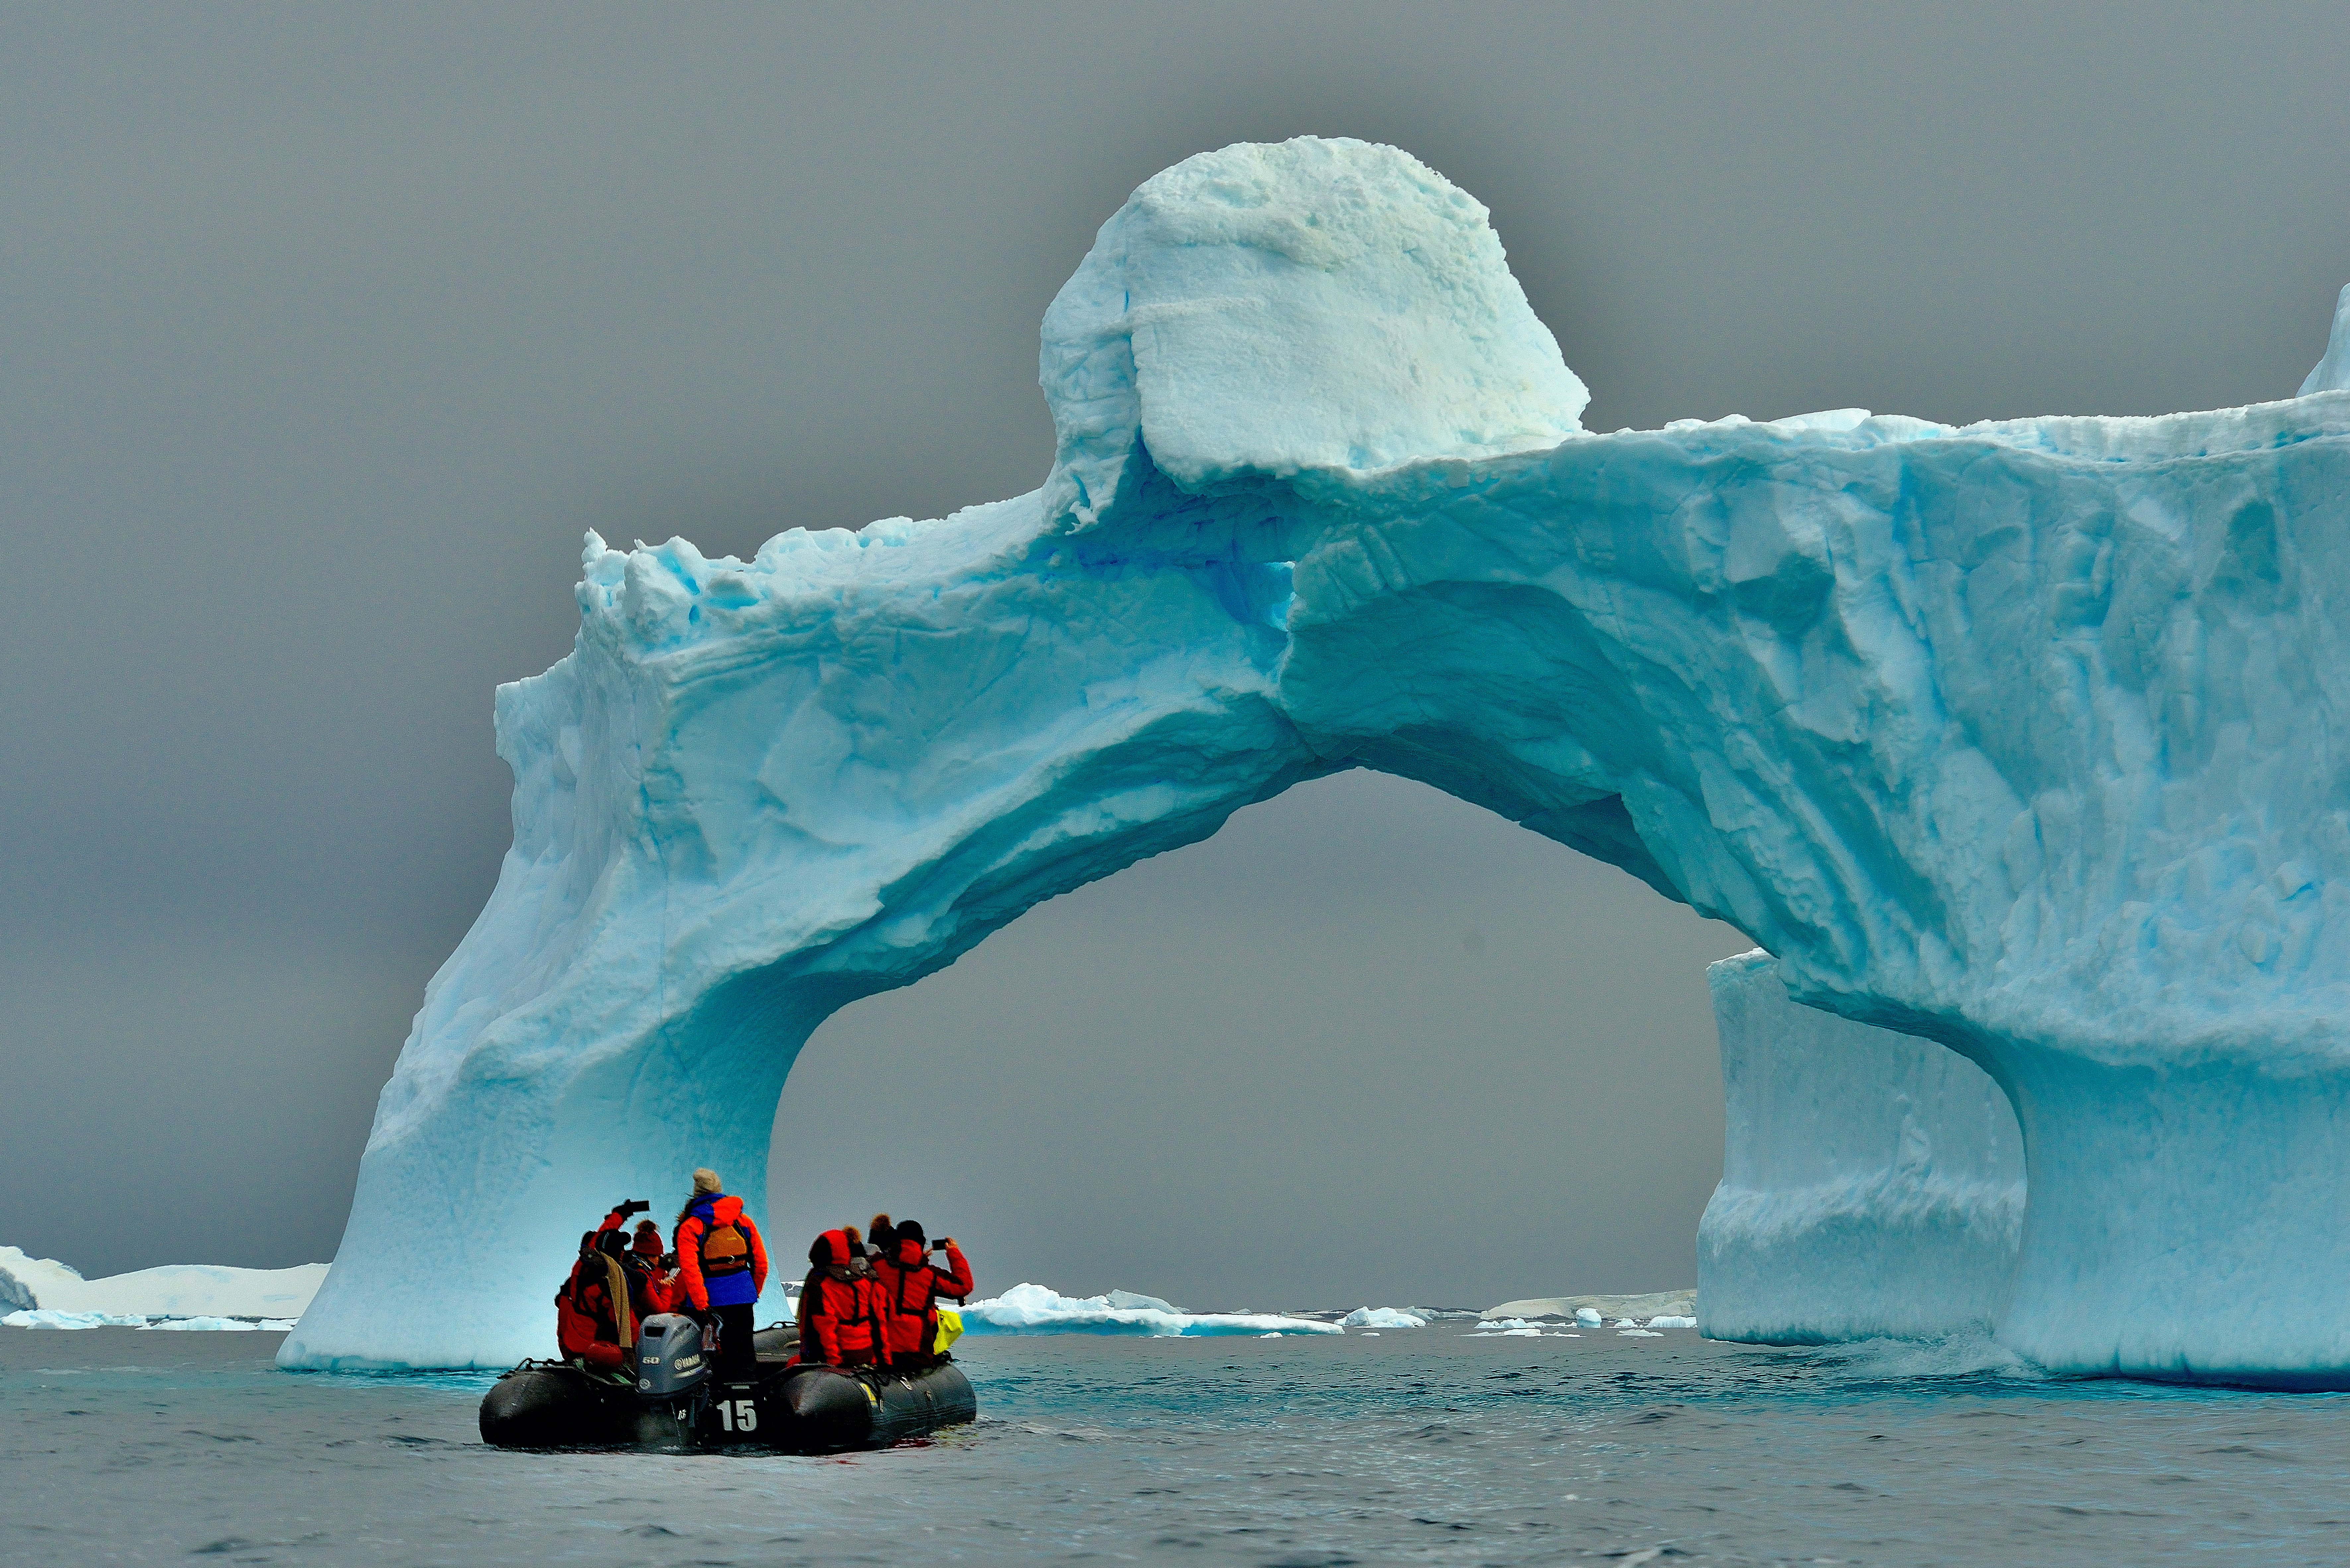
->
480;1314;976;1453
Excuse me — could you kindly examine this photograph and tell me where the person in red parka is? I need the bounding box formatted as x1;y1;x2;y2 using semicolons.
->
555;1200;651;1374
630;1220;682;1316
795;1228;891;1368
869;1219;973;1365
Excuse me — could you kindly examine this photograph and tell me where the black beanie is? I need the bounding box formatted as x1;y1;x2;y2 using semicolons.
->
897;1219;925;1246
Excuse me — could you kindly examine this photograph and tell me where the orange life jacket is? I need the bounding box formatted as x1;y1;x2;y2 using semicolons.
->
701;1216;751;1278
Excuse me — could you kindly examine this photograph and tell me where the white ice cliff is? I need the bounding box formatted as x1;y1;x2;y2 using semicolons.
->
1698;952;2023;1343
285;136;2350;1382
2;1246;327;1323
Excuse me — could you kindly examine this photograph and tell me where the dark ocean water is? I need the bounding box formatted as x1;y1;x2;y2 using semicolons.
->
5;1325;2348;1566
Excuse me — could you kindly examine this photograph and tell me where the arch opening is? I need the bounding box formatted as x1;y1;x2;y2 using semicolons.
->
767;769;1752;1315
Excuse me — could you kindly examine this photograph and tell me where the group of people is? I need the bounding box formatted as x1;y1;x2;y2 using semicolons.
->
555;1167;974;1385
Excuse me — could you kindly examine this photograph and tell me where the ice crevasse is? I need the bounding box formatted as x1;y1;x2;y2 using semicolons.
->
282;136;2350;1382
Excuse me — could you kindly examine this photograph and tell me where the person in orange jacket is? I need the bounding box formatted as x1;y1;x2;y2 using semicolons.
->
869;1220;973;1365
673;1168;769;1382
795;1228;890;1369
555;1200;652;1374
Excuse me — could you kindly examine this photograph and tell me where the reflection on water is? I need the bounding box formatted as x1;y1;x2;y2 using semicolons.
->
5;1326;2348;1565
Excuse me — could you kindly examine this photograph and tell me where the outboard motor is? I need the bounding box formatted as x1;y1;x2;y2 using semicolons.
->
636;1313;710;1399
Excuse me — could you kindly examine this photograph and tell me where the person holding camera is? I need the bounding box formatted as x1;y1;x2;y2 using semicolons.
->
629;1219;680;1315
554;1198;654;1375
870;1220;973;1367
673;1168;769;1382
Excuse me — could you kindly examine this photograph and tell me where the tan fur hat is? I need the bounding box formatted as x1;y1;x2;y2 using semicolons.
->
692;1167;722;1195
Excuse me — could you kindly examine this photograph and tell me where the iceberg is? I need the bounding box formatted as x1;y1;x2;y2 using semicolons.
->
282;135;2350;1384
1339;1307;1429;1329
1698;951;2024;1343
2;1246;327;1324
956;1283;1339;1337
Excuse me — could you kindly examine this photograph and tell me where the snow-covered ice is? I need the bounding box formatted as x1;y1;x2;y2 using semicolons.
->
1699;951;2024;1344
138;1316;277;1332
2;1247;327;1324
5;1310;152;1329
1340;1307;1429;1329
1483;1291;1695;1326
277;134;2350;1384
956;1283;1339;1338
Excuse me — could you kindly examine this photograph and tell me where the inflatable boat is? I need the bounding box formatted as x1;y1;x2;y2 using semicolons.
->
479;1314;977;1453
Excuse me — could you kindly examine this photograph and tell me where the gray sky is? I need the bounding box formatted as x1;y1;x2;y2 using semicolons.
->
3;4;2346;1307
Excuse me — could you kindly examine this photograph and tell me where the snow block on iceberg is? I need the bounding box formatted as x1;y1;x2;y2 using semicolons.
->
1698;951;2023;1344
284;135;2350;1383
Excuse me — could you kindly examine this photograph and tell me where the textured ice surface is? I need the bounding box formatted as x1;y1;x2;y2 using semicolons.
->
958;1283;1339;1337
1699;951;2024;1343
1;1247;327;1322
282;134;2350;1381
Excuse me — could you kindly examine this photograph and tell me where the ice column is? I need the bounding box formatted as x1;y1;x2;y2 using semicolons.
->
1698;951;2023;1343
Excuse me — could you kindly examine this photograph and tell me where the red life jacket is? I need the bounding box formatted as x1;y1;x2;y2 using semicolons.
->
798;1229;887;1366
871;1238;974;1358
554;1240;633;1371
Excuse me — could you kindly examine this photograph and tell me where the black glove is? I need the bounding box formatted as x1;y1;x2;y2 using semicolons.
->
617;1199;651;1218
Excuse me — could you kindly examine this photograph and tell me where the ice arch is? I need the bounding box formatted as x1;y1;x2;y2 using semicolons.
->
287;137;2350;1381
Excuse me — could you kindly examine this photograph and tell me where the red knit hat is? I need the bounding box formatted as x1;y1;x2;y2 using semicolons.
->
632;1220;663;1258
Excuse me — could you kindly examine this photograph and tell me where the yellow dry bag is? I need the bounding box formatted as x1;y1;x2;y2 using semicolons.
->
932;1308;964;1355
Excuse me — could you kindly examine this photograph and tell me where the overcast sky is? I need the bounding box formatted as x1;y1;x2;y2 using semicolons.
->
4;4;2347;1309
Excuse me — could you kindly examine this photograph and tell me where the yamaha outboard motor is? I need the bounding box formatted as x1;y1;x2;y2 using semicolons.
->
622;1313;711;1449
636;1314;710;1399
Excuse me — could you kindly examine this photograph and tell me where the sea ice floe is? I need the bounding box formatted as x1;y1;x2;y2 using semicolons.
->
2;1308;299;1331
140;1316;269;1332
5;1309;150;1329
1340;1306;1429;1329
956;1283;1340;1338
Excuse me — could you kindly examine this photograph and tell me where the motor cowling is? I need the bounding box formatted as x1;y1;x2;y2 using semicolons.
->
635;1313;709;1399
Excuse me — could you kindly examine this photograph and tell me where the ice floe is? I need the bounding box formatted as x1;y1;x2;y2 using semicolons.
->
956;1283;1340;1337
1339;1307;1428;1329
